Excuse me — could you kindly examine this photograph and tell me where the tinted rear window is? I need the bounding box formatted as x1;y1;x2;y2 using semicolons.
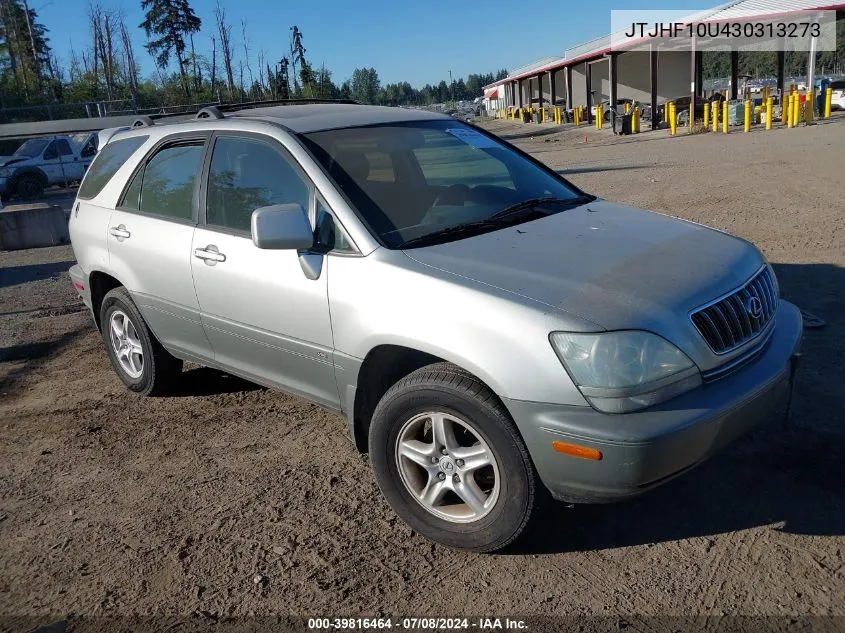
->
77;135;148;200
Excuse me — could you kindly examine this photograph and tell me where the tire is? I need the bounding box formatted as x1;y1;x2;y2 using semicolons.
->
368;362;543;552
99;287;182;396
15;174;44;200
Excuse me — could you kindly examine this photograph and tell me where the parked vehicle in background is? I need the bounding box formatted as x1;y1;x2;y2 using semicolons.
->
0;133;99;201
829;80;845;110
69;103;802;552
657;93;727;127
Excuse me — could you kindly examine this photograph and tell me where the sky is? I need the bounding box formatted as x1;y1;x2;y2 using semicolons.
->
36;0;711;87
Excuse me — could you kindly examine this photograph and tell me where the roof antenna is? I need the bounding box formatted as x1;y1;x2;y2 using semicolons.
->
196;106;224;120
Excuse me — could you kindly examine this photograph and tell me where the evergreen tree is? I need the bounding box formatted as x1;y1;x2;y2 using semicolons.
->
140;0;201;98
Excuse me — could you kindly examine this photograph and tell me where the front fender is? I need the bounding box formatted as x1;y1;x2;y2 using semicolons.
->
326;252;592;406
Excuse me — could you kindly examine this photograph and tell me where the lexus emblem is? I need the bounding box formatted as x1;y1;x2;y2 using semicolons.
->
745;296;763;320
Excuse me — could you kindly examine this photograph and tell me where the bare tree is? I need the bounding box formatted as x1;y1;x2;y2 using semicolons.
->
209;35;217;101
241;20;254;93
215;2;235;100
90;9;99;97
118;16;138;109
21;0;42;94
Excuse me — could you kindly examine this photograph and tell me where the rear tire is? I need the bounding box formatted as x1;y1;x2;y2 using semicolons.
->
368;362;543;552
100;287;182;396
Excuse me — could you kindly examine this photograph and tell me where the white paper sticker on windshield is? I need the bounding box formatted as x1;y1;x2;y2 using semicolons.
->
445;127;500;149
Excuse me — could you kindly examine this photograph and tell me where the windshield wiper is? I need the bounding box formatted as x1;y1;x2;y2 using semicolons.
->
400;195;595;249
487;195;595;221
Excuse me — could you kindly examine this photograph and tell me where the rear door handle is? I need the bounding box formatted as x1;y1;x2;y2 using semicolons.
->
194;245;226;265
109;225;130;240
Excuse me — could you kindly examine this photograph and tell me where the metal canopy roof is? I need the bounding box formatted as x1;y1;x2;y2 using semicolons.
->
484;0;845;88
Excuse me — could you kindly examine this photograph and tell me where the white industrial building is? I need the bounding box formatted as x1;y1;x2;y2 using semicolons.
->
484;0;844;128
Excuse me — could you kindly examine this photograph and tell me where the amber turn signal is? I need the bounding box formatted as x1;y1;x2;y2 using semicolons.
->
551;441;603;461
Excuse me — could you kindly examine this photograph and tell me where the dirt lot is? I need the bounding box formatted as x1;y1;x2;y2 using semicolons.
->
1;118;844;630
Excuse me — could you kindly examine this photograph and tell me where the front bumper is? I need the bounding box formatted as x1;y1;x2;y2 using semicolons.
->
505;300;803;504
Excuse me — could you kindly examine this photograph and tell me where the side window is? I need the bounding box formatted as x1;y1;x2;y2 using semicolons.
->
43;142;58;160
315;198;355;254
121;168;143;211
80;139;97;158
78;135;148;199
54;139;73;156
412;130;514;189
206;136;309;233
138;143;204;222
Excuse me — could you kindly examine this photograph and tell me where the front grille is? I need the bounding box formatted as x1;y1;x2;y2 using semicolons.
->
690;266;778;354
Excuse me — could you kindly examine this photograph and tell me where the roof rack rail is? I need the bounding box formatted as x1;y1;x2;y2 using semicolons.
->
196;106;224;120
214;98;360;114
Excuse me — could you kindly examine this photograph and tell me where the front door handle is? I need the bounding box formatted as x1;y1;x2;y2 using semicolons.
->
194;244;226;265
109;225;130;240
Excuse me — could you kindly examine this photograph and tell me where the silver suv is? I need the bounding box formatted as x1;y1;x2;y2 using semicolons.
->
69;103;802;552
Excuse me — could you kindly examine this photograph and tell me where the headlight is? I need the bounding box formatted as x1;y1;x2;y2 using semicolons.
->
550;331;701;414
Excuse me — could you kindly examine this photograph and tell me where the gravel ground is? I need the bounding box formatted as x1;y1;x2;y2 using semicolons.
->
1;117;844;631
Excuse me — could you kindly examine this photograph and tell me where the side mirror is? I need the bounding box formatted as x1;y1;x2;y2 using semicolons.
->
251;203;314;250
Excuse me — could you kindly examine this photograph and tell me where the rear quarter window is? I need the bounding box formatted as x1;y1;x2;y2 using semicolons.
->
77;135;149;200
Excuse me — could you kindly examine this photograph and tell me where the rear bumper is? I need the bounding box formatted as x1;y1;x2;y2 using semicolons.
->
505;300;803;504
69;264;95;321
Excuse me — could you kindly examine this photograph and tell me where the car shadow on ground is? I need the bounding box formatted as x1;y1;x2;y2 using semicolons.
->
0;260;75;289
0;325;89;391
165;366;264;397
510;261;845;555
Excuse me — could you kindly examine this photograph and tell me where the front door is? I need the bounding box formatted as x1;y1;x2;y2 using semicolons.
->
107;135;213;361
190;133;339;408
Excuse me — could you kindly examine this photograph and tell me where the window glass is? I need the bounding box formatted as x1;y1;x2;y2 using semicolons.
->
139;144;203;221
413;130;513;189
54;139;73;156
300;121;584;249
77;136;148;199
315;198;354;253
43;142;58;160
206;136;309;233
121;168;143;211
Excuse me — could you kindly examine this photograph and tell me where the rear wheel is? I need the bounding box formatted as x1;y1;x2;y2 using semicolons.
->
368;362;543;552
15;174;43;200
100;287;182;396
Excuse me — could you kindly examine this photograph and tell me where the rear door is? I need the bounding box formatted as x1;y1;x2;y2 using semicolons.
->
106;133;213;362
190;132;338;408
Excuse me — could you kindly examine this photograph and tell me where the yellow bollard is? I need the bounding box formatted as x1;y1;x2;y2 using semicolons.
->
669;103;677;135
824;88;832;118
792;93;800;127
703;102;710;128
722;100;728;133
765;97;773;130
744;99;751;132
786;95;793;127
805;90;814;123
712;101;719;132
632;106;640;133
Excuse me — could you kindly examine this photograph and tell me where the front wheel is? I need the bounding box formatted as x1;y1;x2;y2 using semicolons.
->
15;174;43;200
368;363;543;552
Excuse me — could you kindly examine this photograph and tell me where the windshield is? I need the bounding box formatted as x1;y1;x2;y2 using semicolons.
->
13;139;49;158
299;120;590;248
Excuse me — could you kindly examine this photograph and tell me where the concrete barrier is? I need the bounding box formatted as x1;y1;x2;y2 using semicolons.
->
0;204;70;251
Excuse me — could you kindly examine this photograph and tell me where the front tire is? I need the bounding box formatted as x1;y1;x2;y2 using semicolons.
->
15;174;43;200
368;363;542;552
100;287;182;396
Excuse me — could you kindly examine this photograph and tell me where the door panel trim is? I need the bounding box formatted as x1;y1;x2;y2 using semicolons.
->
202;313;334;367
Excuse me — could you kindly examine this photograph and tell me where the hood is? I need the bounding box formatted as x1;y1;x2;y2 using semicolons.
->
403;200;764;335
0;156;28;168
